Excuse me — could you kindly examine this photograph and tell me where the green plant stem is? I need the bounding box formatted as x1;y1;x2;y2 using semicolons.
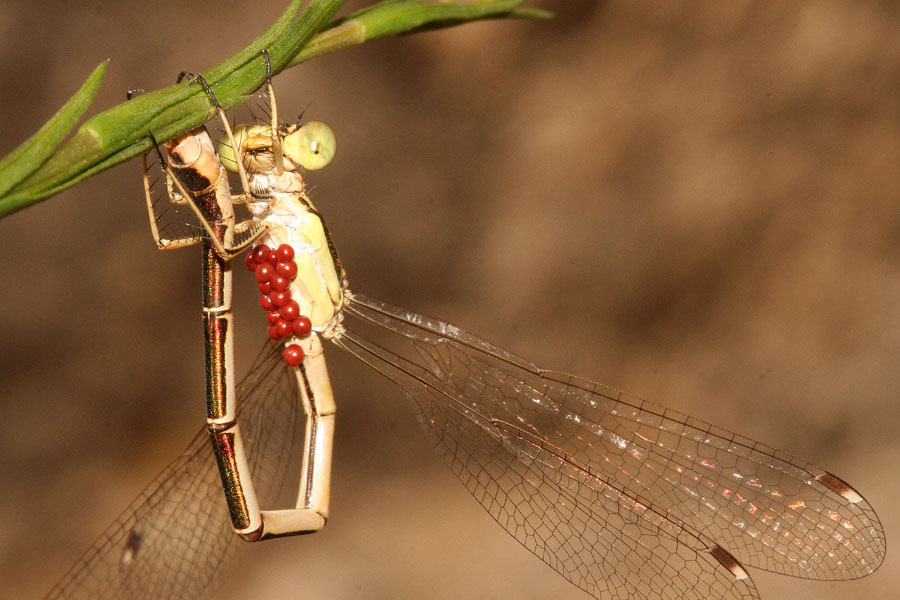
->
0;0;547;219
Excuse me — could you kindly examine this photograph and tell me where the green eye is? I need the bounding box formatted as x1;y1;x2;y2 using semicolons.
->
217;124;248;173
284;121;336;170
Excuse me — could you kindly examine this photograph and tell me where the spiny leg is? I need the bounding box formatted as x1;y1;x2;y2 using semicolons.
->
143;127;261;259
128;86;203;251
258;50;285;175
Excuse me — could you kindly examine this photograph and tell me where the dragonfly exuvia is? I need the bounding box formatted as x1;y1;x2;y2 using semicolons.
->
46;54;886;600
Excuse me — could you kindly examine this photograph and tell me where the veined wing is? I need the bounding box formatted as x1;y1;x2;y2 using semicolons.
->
335;292;885;600
46;341;298;600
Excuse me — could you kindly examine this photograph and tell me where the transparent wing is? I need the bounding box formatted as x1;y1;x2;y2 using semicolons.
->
46;340;297;600
336;293;885;600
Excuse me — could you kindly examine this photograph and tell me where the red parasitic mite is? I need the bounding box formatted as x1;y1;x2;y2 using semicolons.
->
282;344;304;366
251;244;271;265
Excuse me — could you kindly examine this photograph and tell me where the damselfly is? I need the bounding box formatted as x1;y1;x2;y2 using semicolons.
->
46;60;885;600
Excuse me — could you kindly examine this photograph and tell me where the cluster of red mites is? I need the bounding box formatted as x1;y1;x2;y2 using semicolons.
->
245;243;312;366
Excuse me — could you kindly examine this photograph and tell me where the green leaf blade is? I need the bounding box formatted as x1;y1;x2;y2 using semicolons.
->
0;60;107;199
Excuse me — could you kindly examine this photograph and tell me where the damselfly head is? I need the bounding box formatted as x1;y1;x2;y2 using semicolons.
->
218;124;273;173
217;121;336;175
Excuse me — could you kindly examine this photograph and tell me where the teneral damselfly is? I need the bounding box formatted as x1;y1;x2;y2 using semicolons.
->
43;60;885;600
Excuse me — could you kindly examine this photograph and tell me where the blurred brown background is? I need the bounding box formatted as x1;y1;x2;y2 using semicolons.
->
0;1;897;598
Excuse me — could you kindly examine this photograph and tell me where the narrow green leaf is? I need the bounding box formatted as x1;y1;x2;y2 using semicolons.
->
399;7;553;34
0;60;107;199
0;0;546;219
288;0;550;67
6;0;347;207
